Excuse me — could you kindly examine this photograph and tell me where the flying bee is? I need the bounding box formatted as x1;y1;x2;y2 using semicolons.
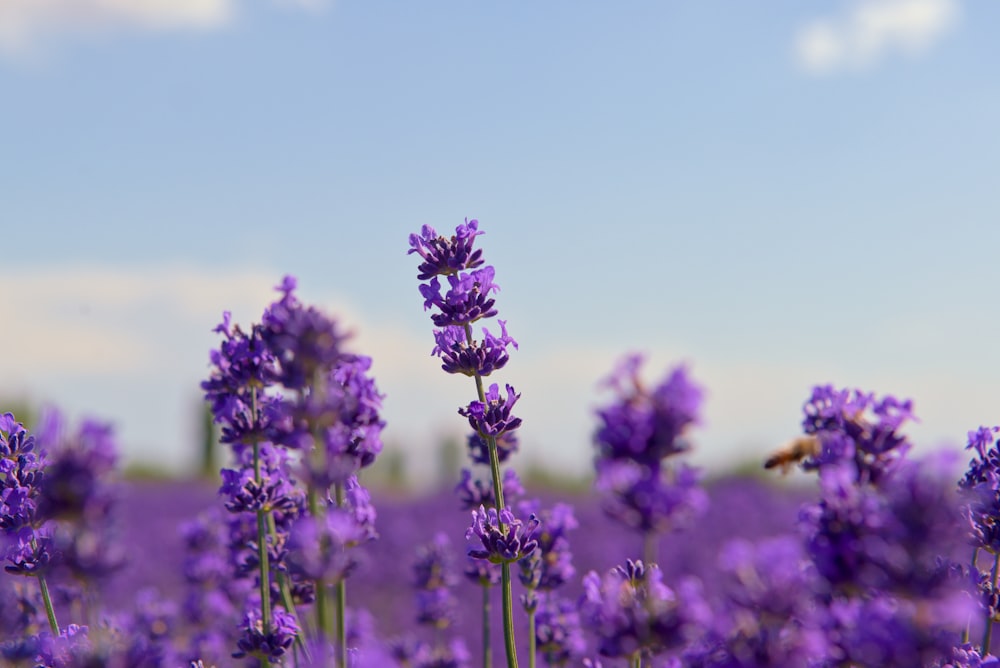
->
763;436;820;473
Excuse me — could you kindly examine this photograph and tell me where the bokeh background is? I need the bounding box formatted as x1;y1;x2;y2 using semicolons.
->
2;0;997;484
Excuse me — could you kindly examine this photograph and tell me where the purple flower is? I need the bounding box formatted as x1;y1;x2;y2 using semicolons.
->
535;594;587;666
455;468;523;511
595;355;703;465
799;385;915;483
419;267;500;328
285;508;367;585
801;454;966;597
408;219;485;280
466;505;538;564
432;320;518;377
581;560;708;660
260;276;347;391
413;533;458;629
459;383;522;439
233;608;299;663
466;430;519;466
595;459;707;534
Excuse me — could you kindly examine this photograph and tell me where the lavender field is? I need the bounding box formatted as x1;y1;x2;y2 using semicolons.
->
2;220;998;668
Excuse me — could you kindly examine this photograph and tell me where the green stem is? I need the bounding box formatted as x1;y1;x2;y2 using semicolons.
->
501;564;518;668
267;515;310;661
464;324;517;668
528;606;536;668
253;458;273;635
983;552;1000;655
631;653;642;668
251;389;272;635
482;583;492;668
335;483;348;668
964;547;981;645
36;569;59;634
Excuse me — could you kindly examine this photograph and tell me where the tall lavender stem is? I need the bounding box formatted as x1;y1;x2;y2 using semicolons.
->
482;584;493;668
35;557;59;634
251;390;273;635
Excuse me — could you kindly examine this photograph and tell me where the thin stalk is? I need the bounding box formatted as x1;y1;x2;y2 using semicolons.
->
253;443;271;635
308;483;330;639
463;323;517;668
36;568;59;634
482;583;492;668
964;547;981;645
982;552;1000;655
334;483;348;668
631;653;642;668
501;564;518;668
266;514;310;661
528;606;536;668
251;389;272;634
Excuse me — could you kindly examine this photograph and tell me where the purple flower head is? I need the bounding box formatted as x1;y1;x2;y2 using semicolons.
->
433;320;518;377
413;533;458;629
463;552;501;586
535;594;587;666
233;608;299;663
799;385;915;483
455;468;523;511
517;501;578;592
825;592;974;668
420;267;500;328
802;452;967;597
219;462;297;516
581;560;709;660
261;276;348;391
408;219;485;280
595;459;708;534
459;383;522;439
202;318;277;421
466;430;519;466
595;355;703;466
960;426;1000;491
4;524;56;576
286;506;368;584
466;505;539;564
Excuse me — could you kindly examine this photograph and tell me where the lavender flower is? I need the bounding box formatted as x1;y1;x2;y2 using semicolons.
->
408;219;485;279
459;383;523;440
534;595;586;666
581;560;707;661
233;608;299;663
466;505;538;564
433;321;518;378
799;385;916;483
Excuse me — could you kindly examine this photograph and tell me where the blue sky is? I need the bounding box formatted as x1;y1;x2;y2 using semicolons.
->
1;0;997;483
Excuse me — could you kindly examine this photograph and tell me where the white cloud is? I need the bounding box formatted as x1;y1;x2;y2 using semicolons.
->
794;0;960;74
0;0;233;53
0;0;329;56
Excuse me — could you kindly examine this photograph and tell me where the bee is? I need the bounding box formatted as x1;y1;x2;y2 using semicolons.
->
763;436;820;473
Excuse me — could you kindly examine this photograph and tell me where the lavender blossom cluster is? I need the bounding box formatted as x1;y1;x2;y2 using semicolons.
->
0;219;993;668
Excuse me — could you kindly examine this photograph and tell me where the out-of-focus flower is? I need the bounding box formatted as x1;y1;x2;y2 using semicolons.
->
581;560;708;661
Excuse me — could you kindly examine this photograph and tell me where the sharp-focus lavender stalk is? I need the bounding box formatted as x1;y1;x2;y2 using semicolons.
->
1;413;60;634
592;355;707;565
409;219;523;668
959;425;1000;655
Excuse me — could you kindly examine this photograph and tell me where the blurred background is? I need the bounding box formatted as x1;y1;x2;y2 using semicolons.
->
1;0;997;486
